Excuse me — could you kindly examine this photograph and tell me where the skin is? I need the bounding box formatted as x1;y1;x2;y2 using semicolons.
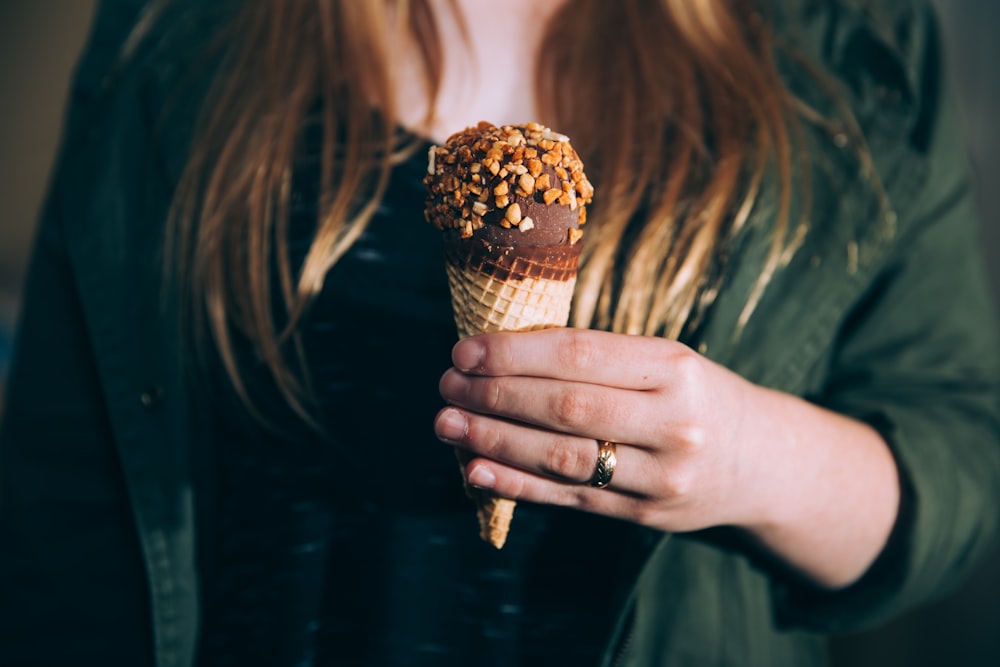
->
413;1;902;590
434;330;901;590
390;0;564;142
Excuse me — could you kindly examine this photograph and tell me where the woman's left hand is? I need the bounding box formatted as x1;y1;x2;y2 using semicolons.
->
434;327;768;534
433;327;901;589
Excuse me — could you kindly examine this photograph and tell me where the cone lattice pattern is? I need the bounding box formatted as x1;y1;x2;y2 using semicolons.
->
445;244;579;549
446;261;577;339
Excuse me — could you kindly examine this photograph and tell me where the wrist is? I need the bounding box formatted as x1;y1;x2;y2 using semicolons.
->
725;386;902;589
721;381;798;531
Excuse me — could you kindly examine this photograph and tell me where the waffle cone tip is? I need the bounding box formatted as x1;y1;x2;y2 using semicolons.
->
477;497;515;549
456;449;518;549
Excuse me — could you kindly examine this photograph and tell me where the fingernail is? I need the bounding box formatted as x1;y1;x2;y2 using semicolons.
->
468;466;496;489
453;338;484;372
436;408;467;442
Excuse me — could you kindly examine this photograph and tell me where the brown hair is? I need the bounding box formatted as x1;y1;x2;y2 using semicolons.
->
171;0;802;422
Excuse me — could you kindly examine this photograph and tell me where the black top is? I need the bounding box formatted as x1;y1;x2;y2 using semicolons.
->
194;140;630;666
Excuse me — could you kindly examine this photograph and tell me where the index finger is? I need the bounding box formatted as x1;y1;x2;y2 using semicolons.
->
452;328;678;390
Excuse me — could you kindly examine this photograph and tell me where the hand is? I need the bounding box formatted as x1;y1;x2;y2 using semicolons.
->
433;327;901;589
434;328;766;534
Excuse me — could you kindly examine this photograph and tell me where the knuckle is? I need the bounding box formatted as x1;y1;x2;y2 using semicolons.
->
506;473;529;500
479;376;505;412
557;329;599;375
671;347;703;386
466;416;502;456
543;442;589;481
675;423;708;453
482;334;516;374
550;387;592;429
662;466;695;500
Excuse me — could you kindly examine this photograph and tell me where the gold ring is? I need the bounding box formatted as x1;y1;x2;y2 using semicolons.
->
590;440;618;488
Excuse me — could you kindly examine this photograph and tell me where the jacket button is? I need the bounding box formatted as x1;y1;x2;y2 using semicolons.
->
140;385;165;409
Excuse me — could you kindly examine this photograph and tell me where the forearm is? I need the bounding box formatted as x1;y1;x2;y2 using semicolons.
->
736;385;901;590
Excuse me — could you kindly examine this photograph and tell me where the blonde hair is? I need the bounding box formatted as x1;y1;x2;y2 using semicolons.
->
171;0;801;421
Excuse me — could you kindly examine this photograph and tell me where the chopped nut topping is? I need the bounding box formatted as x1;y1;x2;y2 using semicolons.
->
423;121;594;243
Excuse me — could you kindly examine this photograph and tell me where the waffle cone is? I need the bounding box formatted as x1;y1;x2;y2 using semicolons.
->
445;238;581;548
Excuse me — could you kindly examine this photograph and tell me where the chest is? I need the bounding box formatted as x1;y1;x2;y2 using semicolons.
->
389;0;562;142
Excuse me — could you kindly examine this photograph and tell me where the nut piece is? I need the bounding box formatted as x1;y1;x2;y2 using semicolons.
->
543;188;562;206
517;173;535;195
505;203;522;225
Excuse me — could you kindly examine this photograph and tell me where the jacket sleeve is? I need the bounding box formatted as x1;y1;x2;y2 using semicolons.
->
773;3;1000;632
0;3;160;663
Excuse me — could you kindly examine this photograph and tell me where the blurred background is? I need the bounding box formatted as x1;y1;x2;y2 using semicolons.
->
0;1;997;664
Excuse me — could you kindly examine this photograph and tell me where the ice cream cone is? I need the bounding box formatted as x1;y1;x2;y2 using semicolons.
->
424;121;593;548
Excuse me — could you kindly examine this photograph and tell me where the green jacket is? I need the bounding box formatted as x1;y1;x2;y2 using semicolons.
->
2;1;999;665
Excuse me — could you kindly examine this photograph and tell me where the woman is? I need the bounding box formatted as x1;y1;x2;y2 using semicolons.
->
1;0;998;665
